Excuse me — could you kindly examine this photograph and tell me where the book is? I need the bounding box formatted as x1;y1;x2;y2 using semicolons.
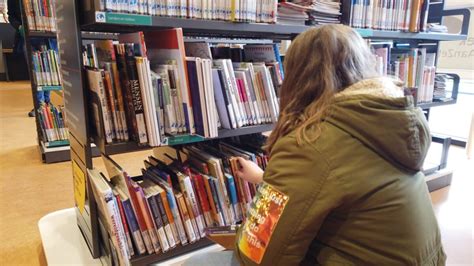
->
86;69;115;144
205;225;239;250
88;169;131;266
124;43;149;145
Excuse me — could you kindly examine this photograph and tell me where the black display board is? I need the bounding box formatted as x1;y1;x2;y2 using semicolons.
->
56;0;99;258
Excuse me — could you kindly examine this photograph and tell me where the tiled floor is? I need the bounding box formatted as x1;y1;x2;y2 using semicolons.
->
0;81;472;265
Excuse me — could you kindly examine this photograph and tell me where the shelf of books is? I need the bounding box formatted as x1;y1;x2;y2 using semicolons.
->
55;0;470;265
80;11;469;41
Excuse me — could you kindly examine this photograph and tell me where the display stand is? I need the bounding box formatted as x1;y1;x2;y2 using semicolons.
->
55;0;470;264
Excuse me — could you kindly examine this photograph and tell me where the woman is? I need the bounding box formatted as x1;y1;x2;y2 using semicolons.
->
186;24;445;265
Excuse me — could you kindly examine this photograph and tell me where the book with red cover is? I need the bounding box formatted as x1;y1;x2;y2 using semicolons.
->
123;173;154;254
191;171;214;227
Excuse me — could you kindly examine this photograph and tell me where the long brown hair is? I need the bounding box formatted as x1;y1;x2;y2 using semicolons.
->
265;24;378;153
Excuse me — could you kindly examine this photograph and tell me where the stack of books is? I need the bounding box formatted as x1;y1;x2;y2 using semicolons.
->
277;2;309;25
349;0;430;32
278;0;342;26
22;0;57;32
433;74;448;100
89;137;268;265
31;39;61;87
83;29;282;147
38;103;68;143
98;0;278;23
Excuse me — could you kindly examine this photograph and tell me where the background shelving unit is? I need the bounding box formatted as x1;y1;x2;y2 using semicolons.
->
20;5;71;163
55;0;470;264
19;3;112;163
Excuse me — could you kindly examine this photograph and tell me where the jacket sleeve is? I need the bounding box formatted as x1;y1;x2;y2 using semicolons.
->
234;135;343;265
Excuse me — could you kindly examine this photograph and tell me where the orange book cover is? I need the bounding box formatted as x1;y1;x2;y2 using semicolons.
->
135;184;161;253
203;175;219;224
158;187;175;225
124;174;153;254
409;0;422;32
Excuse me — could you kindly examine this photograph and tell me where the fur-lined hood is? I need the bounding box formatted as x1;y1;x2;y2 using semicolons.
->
326;77;430;172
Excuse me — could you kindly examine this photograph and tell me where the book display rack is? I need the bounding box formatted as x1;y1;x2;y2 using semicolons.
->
55;0;470;264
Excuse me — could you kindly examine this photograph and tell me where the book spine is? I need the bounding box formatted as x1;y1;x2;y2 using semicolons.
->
124;44;148;144
115;195;134;258
203;175;221;226
215;60;243;127
125;178;153;254
194;174;214;227
209;177;227;226
159;189;182;245
225;174;242;222
136;187;161;254
103;69;119;141
147;194;170;252
115;44;137;141
154;193;176;249
184;177;206;236
163;189;187;245
409;0;421;32
176;193;197;243
239;72;258;125
122;198;146;255
178;175;202;238
107;192;130;265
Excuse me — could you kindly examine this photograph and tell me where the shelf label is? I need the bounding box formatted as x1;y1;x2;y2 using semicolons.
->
96;12;152;26
356;28;373;37
73;160;86;214
163;134;205;146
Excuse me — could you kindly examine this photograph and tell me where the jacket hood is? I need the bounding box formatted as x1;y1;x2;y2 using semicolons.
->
325;78;431;172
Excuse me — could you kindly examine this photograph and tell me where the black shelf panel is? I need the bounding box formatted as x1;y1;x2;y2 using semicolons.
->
81;12;468;41
29;30;57;38
95;139;150;156
29;30;120;40
216;124;274;139
418;98;456;109
130;238;214;265
96;124;274;155
81;31;119;40
360;29;467;41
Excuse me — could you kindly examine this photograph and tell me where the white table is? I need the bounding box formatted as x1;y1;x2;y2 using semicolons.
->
38;208;223;265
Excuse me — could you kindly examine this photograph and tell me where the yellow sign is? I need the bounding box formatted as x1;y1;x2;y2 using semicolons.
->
73;160;86;214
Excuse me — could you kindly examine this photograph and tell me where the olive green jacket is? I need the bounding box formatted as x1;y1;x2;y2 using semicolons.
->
234;78;445;265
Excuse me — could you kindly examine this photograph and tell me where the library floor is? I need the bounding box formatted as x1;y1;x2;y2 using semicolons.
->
0;81;473;265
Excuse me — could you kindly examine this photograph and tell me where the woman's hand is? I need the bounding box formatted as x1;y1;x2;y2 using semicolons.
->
235;157;264;184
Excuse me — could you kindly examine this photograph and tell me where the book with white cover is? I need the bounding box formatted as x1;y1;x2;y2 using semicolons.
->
88;168;131;266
